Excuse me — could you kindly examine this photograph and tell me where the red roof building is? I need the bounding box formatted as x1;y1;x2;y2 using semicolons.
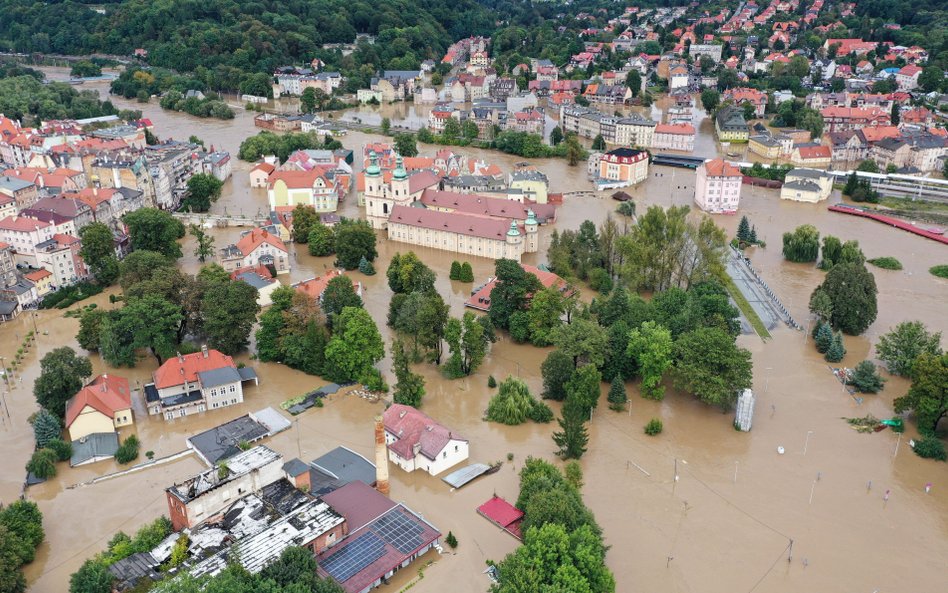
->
382;404;468;476
65;374;133;441
465;264;574;312
292;269;362;303
476;495;524;540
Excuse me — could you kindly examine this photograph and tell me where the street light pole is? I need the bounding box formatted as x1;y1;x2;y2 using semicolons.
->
804;430;813;455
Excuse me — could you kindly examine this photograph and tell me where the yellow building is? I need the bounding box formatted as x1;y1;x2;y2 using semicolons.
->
65;374;133;442
715;107;749;142
23;268;53;296
508;170;549;204
748;135;781;159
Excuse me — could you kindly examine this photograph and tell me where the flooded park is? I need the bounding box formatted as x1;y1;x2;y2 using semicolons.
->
2;68;946;593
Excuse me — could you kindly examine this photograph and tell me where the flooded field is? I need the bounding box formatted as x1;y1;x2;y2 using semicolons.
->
5;67;948;593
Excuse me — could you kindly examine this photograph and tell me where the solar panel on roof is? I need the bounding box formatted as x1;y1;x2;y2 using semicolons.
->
320;532;386;583
371;509;425;554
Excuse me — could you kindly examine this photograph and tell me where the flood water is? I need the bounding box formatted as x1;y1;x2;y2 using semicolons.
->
5;68;947;593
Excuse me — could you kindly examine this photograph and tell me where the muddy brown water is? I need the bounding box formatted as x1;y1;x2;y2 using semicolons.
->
4;67;947;593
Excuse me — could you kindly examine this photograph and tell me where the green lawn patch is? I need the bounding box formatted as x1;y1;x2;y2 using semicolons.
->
722;276;771;339
867;257;903;270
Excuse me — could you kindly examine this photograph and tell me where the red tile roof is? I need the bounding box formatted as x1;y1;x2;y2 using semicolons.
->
388;205;511;241
465;264;573;312
655;123;696;135
419;189;555;222
234;228;287;257
702;158;742;177
292;269;359;301
795;145;831;159
477;495;523;529
383;403;466;461
24;269;52;282
267;167;330;190
0;216;50;232
65;374;131;428
152;349;237;390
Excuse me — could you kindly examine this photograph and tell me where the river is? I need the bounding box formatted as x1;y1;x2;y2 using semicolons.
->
4;67;947;593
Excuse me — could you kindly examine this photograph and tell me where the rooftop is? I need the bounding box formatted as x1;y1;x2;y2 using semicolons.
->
310;446;377;496
168;446;282;503
383;404;466;462
65;374;131;428
186;414;275;466
388;205;512;241
152;348;237;390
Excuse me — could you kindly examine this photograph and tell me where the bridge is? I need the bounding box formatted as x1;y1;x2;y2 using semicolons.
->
172;212;270;227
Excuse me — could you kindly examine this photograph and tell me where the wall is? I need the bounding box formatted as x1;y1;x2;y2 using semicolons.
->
68;407;115;441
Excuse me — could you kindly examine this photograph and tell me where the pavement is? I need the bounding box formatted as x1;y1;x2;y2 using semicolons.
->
725;250;793;334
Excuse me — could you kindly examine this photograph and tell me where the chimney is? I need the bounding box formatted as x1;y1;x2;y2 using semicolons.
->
374;415;390;497
201;344;208;358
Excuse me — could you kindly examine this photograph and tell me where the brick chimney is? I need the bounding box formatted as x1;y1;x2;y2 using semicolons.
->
201;344;208;358
374;415;390;497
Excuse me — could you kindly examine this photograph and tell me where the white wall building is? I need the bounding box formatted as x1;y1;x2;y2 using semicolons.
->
694;158;743;214
382;404;469;476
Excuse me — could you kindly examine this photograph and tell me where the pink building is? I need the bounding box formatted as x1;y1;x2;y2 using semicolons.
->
695;159;742;214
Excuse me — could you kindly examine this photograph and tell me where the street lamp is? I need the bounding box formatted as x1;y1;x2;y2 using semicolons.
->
804;430;813;455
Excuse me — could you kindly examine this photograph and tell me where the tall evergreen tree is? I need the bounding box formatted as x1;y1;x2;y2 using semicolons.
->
607;376;628;411
825;333;846;363
814;322;834;353
552;395;589;460
449;261;461;280
392;340;425;407
737;216;751;242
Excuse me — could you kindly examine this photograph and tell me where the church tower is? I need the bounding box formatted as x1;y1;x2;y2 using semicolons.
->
524;209;539;253
505;220;523;261
391;155;411;205
364;151;388;229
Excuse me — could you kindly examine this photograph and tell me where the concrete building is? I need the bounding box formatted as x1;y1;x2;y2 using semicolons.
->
165;445;285;531
615;115;656;147
508;170;549;204
689;44;723;63
144;346;259;421
652;123;696;151
382;404;469;476
695;158;742;214
748;135;782;159
267;168;341;212
715;107;749;142
780;168;833;203
64;374;133;442
790;144;832;168
595;147;650;189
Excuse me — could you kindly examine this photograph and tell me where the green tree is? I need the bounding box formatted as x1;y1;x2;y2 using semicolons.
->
459;262;474;282
46;438;73;461
876;321;943;376
79;222;119;284
324;307;384;383
462;119;479;140
380;117;391;135
307;223;335;257
321;274;362;325
189;224;215;262
700;88;720;112
69;559;113;593
124;208;185;258
564;364;602;419
591;134;606;150
386;252;436;294
392;339;425;407
850;360;885;393
300;87;317;113
487;377;538;425
814;322;834;353
890;102;900;126
813;263;878;335
202;279;260;355
182;173;223;212
443;117;462;140
541;350;574;401
118;250;174;290
736;216;751;243
26;449;57;479
606;375;629;412
627;321;674;400
782;224;820;263
918;66;945;93
824;333;846;363
107;294;184;364
894;352;948;434
488;259;542;329
552;393;589;459
449;261;461;280
358;255;376;275
564;134;584;166
526;286;565;346
550;126;564;146
444;312;489;377
34;347;92;418
32;409;61;448
334;219;377;269
673;327;753;409
74;306;106;352
394;133;418;157
553;318;608;369
857;159;880;173
625;69;642;95
291;205;318;243
395;290;449;364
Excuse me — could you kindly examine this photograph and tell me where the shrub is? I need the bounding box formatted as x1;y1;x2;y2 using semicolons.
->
445;531;458;549
867;257;902;270
486;377;544;425
459;262;474;282
644;418;663;436
46;438;73;462
913;436;946;461
849;360;885;393
528;400;554;423
26;448;58;478
115;435;140;464
360;368;389;392
487;375;497;388
449;261;461;280
930;265;948;279
146;450;155;460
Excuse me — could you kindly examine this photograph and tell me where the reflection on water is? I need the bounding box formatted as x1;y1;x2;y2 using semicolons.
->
6;66;948;593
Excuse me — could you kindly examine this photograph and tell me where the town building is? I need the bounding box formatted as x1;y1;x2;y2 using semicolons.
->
267;167;342;212
465;264;575;312
748;134;782;159
689;44;723;63
144;346;259;421
508;170;549;204
382;403;468;476
249;162;275;188
790;144;832;168
219;228;290;275
723;88;768;117
165;445;285;530
651;123;696;152
715;106;749;142
292;269;363;303
231;265;280;307
694;158;742;214
593;147;650;190
64;374;133;442
820;106;889;133
780;168;833;203
23;268;52;296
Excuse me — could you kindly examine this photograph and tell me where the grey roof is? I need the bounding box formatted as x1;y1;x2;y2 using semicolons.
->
309;446;376;496
787;168;828;180
283;458;311;477
71;432;119;466
750;134;780;147
0;300;19;315
235;271;273;290
198;367;243;389
0;176;33;191
442;463;492;489
716;106;747;131
260;477;312;515
6;280;34;295
238;367;258;382
510;170;548;183
783;180;822;192
108;552;160;592
876;137;907;151
187;415;271;466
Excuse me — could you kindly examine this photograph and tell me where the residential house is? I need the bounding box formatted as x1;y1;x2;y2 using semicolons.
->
869;138;911;170
0;175;38;208
689;44;723;63
594;148;650;190
292;269;362;304
65;374;133;442
780;169;832;203
790;144;832;168
615;115;656;148
723;87;768;117
695;158;742;214
23;268;53;296
820;106;889;132
144;346;259;421
895;65;922;91
219;228;290;275
231;266;280;307
0;216;54;266
250;162;275;188
508;170;549;204
382;404;469;476
749;135;782;159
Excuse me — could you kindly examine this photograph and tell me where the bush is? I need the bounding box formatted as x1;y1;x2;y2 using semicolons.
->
46;438;73;461
867;257;902;270
445;531;458;549
449;261;461;280
115;435;140;464
644;418;663;436
360;368;389;392
849;360;885;393
26;448;58;478
913;436;946;461
486;377;544;425
930;265;948;279
487;375;497;388
459;262;474;282
528;400;554;423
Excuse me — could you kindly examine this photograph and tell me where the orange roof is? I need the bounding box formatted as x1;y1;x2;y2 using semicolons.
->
267;167;330;190
71;187;119;209
252;162;276;175
795;145;831;159
234;228;287;257
655;123;695;135
0;216;50;232
293;269;358;301
465;264;574;311
65;374;131;427
702;158;742;177
859;126;900;142
403;157;435;170
24;269;52;282
153;349;236;390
